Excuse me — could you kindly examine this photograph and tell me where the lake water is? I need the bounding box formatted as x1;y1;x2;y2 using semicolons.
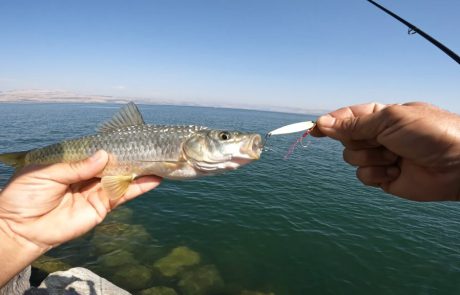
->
1;103;460;295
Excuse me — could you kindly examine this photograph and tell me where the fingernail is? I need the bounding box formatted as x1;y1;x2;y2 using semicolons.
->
386;166;400;178
317;115;336;128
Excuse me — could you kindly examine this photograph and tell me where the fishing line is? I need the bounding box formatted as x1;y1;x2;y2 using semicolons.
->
368;0;460;65
283;127;314;160
261;133;273;152
264;121;316;158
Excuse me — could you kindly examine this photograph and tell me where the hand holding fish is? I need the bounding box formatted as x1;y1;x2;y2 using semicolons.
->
0;102;261;287
312;102;460;201
0;150;161;287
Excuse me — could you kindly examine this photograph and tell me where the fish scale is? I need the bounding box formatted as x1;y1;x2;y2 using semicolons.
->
0;103;262;199
26;125;206;174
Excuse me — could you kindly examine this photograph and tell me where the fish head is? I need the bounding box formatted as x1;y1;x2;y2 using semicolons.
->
183;129;262;173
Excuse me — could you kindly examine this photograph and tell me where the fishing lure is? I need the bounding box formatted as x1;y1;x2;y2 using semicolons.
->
265;121;316;159
268;121;316;136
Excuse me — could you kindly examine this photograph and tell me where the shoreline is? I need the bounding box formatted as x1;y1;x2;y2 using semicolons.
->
0;99;325;117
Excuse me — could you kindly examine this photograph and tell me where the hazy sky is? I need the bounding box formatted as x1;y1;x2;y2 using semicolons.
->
1;0;459;112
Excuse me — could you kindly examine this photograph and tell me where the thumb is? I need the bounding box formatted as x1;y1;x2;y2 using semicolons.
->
43;150;109;184
316;109;391;142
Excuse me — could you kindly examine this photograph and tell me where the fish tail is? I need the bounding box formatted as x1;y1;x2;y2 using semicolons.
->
0;151;28;169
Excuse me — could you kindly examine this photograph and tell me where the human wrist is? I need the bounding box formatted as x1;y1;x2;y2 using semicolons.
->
0;217;47;287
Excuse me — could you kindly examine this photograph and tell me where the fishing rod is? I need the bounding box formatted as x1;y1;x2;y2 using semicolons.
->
263;1;460;158
367;0;460;65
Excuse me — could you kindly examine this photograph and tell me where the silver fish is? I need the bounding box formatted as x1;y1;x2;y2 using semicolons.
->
0;103;263;199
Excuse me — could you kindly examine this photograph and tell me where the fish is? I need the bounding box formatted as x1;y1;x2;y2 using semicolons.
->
0;102;263;199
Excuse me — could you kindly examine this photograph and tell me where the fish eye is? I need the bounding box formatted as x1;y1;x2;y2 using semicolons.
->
218;131;231;140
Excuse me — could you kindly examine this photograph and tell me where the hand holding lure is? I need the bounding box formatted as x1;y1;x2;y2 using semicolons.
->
265;121;316;159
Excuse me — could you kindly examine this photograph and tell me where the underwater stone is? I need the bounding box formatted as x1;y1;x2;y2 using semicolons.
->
90;222;154;255
32;255;72;274
178;264;224;295
104;206;134;223
139;286;178;295
112;264;152;291
122;224;152;242
153;246;201;277
91;238;120;255
136;245;166;265
94;222;131;236
99;249;137;268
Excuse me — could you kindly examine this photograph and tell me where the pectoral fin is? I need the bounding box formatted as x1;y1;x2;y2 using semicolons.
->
101;175;135;200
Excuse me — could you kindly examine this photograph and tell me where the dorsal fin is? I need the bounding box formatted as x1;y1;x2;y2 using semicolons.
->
97;102;145;133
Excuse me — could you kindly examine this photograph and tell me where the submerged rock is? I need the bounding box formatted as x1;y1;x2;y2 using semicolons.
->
94;222;132;236
99;249;137;268
178;264;224;295
90;222;154;255
90;222;131;254
153;246;201;277
112;264;152;291
139;286;178;295
136;244;166;265
104;206;134;223
32;255;72;274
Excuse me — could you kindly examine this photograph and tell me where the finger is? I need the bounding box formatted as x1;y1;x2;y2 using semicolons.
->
328;103;388;118
125;176;162;200
314;103;385;140
340;138;381;150
343;148;398;166
86;190;110;223
110;176;162;208
356;166;400;187
312;104;386;138
309;126;326;137
70;178;100;193
403;101;432;107
316;104;404;142
76;181;111;217
44;150;109;185
75;180;106;200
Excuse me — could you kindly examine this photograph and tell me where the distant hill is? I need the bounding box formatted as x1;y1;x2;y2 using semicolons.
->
0;89;327;115
0;89;122;103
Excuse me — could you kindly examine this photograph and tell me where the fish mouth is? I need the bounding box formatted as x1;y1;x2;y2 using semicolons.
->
241;134;262;160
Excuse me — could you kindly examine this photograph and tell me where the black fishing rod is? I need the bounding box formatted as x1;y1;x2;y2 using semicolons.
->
367;0;460;65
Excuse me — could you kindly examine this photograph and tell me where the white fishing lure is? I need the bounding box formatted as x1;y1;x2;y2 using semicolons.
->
268;121;316;136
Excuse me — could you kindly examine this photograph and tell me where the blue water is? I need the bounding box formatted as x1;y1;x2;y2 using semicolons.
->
1;103;460;295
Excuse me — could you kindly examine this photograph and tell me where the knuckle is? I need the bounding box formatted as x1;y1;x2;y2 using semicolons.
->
356;167;372;185
382;104;405;120
343;149;359;166
403;101;431;108
344;149;372;166
342;149;351;164
370;102;384;111
68;161;86;181
340;117;359;134
355;168;366;183
371;102;392;115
